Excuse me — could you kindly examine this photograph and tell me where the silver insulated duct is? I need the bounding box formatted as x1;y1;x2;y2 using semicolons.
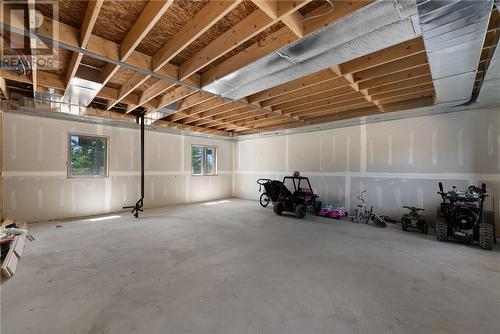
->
416;0;493;105
203;0;420;100
476;0;500;106
477;36;500;106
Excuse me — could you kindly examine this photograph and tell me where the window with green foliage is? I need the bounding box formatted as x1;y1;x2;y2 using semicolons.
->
192;145;217;176
68;134;108;177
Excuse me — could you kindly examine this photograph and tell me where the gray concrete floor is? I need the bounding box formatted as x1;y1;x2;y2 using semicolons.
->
1;199;499;334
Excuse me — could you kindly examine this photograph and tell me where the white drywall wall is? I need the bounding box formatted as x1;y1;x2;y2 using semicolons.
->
235;108;500;231
2;112;234;222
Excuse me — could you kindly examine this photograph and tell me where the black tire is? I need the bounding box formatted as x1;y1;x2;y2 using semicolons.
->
313;201;322;216
295;204;306;219
435;211;448;241
259;193;270;207
401;218;408;231
372;216;386;228
273;202;283;215
479;223;494;250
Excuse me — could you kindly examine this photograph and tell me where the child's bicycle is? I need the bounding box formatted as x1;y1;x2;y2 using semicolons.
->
352;190;387;228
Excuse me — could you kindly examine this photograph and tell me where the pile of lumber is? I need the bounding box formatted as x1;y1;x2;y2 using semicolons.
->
1;219;33;278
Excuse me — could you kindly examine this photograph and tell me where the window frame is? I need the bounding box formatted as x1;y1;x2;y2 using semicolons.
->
67;133;110;179
191;144;218;176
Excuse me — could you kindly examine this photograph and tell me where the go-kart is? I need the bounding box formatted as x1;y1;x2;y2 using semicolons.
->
272;172;322;219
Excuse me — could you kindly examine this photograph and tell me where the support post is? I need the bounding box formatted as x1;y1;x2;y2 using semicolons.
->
123;114;145;218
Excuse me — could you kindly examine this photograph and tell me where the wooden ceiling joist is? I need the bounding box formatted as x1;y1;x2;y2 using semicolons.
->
270;83;354;111
357;64;431;90
200;1;371;88
248;68;338;104
0;78;9;99
103;0;176;111
261;76;350;108
152;0;243;71
27;0;38;95
178;0;313;80
178;92;216;111
119;0;241;113
156;86;196;111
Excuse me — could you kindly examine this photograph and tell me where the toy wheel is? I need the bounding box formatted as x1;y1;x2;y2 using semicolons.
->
313;201;322;216
260;193;270;207
295;204;306;219
479;222;494;250
273;202;283;216
435;210;448;242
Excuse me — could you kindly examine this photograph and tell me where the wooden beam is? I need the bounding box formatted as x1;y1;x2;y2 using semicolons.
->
261;77;350;108
248;69;338;103
127;81;176;113
81;0;104;47
357;64;431;90
100;0;176;109
251;0;278;19
152;0;242;71
379;96;435;112
111;0;237;111
0;77;9;99
289;100;373;118
281;91;366;115
371;83;434;102
282;11;304;38
331;66;380;108
201;1;370;87
156;86;195;110
178;1;312;79
304;106;381;123
121;0;174;60
0;70;157;109
107;72;150;110
352;52;428;82
64;0;104;94
298;100;380;122
377;89;435;105
271;85;356;111
366;74;433;96
338;37;425;74
27;0;38;95
178;92;215;111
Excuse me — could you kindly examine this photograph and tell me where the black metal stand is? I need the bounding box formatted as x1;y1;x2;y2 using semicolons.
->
123;114;145;218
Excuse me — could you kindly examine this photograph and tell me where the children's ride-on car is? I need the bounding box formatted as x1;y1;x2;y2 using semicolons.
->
436;182;496;250
401;206;428;234
319;205;346;219
272;172;322;219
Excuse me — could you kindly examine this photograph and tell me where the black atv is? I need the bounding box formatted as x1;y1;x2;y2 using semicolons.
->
436;182;496;250
401;206;428;234
271;173;322;219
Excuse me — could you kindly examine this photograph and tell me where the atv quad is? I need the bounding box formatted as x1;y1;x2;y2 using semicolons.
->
401;206;428;234
272;173;322;219
436;182;496;250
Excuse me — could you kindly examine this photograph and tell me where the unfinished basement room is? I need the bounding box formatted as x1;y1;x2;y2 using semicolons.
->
1;0;499;333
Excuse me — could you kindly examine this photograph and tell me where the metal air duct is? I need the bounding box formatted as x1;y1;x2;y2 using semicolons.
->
203;0;419;100
416;0;493;105
477;35;500;106
62;67;103;107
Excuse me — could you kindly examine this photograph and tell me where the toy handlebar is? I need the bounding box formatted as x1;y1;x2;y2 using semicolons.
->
256;178;272;185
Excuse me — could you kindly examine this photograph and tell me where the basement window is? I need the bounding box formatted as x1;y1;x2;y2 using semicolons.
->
68;134;108;178
192;145;217;176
